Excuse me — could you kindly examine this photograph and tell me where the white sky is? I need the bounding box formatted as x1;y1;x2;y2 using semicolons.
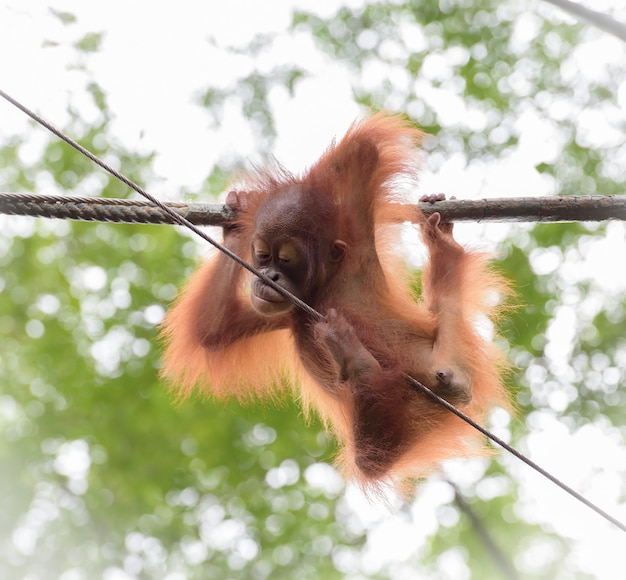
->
1;1;626;578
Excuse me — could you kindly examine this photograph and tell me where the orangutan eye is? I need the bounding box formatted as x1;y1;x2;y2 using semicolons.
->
253;240;270;261
278;243;299;264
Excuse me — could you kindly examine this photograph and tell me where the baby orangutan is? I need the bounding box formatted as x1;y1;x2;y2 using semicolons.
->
161;113;509;489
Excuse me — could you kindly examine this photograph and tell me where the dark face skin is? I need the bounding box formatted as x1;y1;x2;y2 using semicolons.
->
250;234;308;315
249;187;346;316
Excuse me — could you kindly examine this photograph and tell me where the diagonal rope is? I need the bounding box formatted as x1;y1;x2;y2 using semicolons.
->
407;376;626;533
2;87;624;533
0;89;322;322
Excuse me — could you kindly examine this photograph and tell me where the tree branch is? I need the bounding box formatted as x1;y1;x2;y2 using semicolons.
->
543;0;626;42
448;480;520;580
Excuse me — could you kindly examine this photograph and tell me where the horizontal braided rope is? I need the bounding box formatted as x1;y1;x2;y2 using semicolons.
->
0;193;234;226
1;192;625;225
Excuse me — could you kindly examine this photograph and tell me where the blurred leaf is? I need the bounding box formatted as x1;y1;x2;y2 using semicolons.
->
75;32;103;53
49;8;77;25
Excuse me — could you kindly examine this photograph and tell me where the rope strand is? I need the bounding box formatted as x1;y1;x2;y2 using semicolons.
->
2;87;624;533
407;376;626;533
0;192;233;226
0;89;323;322
1;191;625;224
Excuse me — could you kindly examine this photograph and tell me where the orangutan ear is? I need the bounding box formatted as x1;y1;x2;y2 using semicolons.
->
330;240;347;263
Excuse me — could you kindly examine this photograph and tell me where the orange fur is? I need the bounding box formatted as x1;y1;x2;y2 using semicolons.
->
160;112;511;492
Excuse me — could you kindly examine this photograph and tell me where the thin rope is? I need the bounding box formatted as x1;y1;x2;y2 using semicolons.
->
0;89;322;322
2;87;624;533
407;375;626;533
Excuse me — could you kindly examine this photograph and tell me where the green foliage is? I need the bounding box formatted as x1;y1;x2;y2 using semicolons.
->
0;77;357;579
198;65;307;142
2;1;626;579
49;8;77;26
75;32;104;54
